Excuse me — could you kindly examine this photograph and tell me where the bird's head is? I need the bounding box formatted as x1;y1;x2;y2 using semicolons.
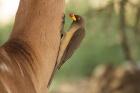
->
69;13;85;27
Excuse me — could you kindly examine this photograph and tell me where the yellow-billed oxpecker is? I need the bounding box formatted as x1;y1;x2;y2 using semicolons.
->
48;13;85;87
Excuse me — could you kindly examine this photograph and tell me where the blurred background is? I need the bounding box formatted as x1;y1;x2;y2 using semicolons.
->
1;0;140;93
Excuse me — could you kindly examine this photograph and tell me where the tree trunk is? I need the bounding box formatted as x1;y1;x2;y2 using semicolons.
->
119;0;136;67
0;0;65;93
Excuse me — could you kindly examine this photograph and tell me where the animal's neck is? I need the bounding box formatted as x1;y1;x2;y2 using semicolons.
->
12;0;65;38
1;0;65;93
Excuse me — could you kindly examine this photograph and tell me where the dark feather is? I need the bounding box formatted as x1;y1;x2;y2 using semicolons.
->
58;27;85;69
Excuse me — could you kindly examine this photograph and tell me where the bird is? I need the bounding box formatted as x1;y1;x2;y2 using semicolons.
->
57;13;85;69
47;13;85;87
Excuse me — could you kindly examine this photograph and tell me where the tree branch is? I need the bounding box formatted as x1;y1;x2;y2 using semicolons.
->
119;0;136;67
134;7;140;42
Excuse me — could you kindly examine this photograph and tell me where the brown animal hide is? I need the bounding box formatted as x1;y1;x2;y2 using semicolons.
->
0;0;65;93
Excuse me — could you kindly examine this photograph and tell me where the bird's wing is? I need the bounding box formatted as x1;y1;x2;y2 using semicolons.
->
56;25;79;66
58;27;85;69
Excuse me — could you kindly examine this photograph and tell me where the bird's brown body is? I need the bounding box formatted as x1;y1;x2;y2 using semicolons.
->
47;13;85;87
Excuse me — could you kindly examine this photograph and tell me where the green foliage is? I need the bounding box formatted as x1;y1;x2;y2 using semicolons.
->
0;24;12;45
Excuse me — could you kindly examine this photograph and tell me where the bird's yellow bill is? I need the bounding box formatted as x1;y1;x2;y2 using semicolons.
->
69;13;77;21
